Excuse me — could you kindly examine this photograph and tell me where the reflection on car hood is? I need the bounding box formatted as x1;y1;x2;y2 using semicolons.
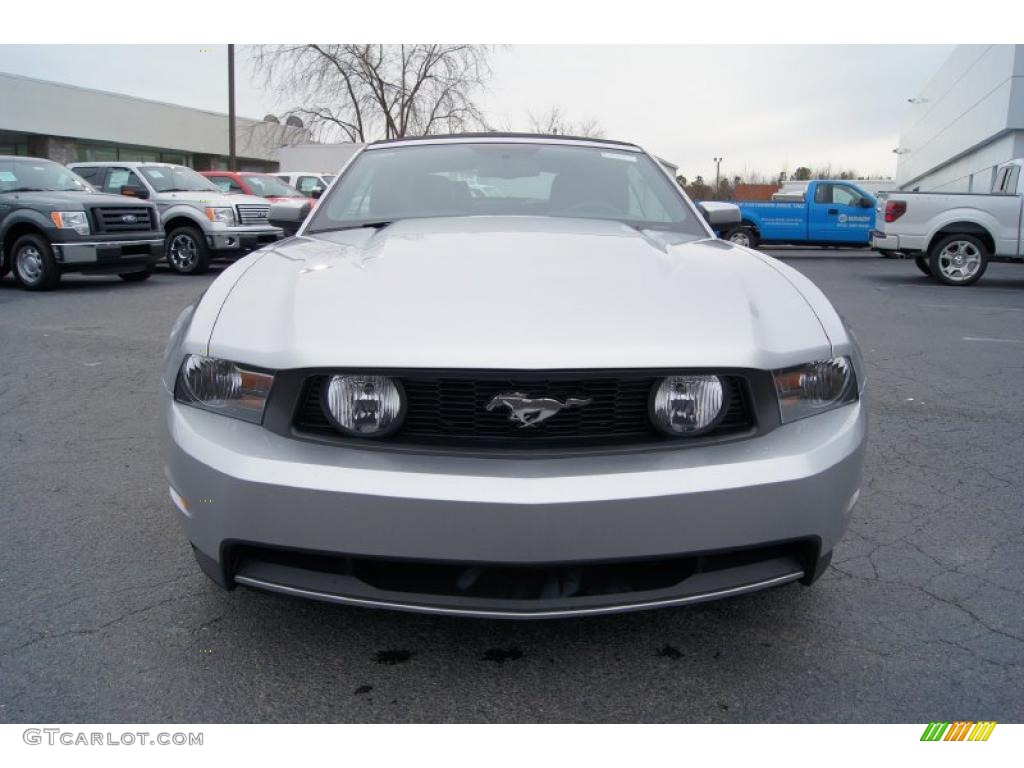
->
0;190;152;208
160;190;270;207
207;216;831;370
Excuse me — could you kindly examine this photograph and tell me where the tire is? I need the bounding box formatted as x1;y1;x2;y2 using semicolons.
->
914;257;932;276
165;226;210;275
725;226;759;249
11;233;61;291
119;264;155;282
927;234;988;287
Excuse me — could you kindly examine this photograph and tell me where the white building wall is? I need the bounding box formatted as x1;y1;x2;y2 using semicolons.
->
0;72;307;161
277;143;365;173
896;45;1024;191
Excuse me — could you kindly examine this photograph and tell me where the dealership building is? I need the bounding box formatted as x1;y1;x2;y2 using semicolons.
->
895;45;1024;192
0;71;308;171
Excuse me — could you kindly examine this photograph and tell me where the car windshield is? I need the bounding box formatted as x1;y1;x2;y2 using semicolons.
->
139;165;221;193
244;174;302;197
0;158;93;193
306;142;703;235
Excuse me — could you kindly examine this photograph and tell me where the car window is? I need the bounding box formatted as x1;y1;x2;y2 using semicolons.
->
74;166;103;184
625;163;673;221
832;185;862;206
103;168;146;195
244;174;301;197
296;175;323;194
139;165;221;193
208;177;234;193
308;143;703;236
997;166;1020;195
0;158;93;193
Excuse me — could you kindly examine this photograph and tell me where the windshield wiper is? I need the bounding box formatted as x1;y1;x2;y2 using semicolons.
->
312;221;395;233
3;187;47;192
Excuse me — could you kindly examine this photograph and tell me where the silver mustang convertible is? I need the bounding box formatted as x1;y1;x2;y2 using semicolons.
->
161;134;866;619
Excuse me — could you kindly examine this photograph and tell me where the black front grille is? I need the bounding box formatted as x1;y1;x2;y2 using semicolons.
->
294;371;755;451
91;206;155;233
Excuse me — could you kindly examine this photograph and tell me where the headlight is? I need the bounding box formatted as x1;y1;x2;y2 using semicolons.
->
650;375;726;435
773;356;857;423
322;375;404;437
50;211;90;235
174;355;274;424
205;206;236;225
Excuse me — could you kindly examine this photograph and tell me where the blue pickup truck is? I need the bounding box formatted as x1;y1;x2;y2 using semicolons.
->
716;180;877;249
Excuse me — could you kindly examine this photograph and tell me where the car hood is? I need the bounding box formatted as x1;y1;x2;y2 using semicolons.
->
0;190;153;208
160;190;269;207
207;216;832;370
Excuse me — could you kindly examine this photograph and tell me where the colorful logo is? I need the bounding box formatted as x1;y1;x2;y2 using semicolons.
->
921;721;997;741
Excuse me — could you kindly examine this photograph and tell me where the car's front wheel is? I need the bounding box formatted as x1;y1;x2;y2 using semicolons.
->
12;233;61;291
724;226;759;249
914;257;932;276
165;226;210;275
928;234;988;286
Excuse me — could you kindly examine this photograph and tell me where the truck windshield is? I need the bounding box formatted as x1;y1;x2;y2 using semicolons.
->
140;166;221;193
306;142;703;235
245;174;303;197
0;158;93;193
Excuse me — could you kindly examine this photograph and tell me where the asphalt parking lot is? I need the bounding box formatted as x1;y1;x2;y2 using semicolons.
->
1;248;1022;723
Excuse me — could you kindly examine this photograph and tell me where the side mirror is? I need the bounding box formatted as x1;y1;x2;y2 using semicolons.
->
121;185;149;199
310;186;324;200
697;201;741;226
268;200;312;237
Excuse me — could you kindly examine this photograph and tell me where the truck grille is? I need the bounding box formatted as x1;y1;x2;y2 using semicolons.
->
236;204;270;226
293;371;755;451
91;207;155;233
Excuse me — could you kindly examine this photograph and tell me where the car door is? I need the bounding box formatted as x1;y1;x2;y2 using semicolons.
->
810;183;873;244
102;167;149;200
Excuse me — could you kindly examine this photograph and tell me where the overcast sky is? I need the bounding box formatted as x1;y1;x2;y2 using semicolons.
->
0;44;953;181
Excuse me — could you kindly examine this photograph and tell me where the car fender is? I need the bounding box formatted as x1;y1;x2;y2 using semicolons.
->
0;208;56;264
157;203;210;231
923;208;1000;252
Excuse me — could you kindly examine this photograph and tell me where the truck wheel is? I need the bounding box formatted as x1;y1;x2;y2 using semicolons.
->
928;234;988;286
914;257;932;276
12;233;61;291
119;265;155;282
165;226;210;275
725;227;759;249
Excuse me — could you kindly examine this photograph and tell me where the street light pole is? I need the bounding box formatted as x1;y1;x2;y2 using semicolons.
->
228;44;237;172
713;157;723;191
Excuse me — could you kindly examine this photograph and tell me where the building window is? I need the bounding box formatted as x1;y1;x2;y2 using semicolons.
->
160;152;189;166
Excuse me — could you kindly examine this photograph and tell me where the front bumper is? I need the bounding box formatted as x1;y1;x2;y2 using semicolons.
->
206;227;283;254
52;237;163;270
162;388;866;618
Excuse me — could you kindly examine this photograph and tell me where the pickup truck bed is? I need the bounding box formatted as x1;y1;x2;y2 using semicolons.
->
872;159;1024;286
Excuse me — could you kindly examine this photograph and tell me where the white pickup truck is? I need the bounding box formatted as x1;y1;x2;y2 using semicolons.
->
872;159;1024;286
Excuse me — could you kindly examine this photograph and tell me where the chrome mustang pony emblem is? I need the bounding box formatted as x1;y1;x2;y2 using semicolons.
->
486;391;592;428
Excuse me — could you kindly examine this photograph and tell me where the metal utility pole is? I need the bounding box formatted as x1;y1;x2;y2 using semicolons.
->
228;44;237;171
713;157;723;190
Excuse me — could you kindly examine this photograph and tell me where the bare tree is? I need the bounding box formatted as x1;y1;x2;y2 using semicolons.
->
526;106;606;138
250;44;493;142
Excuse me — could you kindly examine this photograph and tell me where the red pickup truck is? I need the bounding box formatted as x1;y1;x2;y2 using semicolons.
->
200;171;306;203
